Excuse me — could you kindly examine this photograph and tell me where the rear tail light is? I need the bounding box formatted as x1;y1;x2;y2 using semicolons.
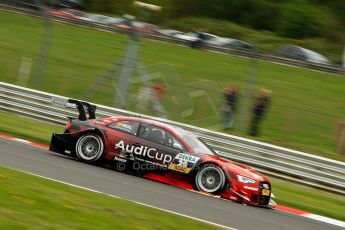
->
65;121;72;130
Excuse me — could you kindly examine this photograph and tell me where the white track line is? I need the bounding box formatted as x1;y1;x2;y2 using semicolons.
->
301;214;345;228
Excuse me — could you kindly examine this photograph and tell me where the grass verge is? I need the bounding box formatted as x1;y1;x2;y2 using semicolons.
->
0;110;345;222
271;178;345;221
0;166;220;230
0;112;62;145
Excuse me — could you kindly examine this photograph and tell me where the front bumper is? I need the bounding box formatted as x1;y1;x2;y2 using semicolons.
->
220;181;275;208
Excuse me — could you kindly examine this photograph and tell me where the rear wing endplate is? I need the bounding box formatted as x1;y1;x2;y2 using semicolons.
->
51;97;96;121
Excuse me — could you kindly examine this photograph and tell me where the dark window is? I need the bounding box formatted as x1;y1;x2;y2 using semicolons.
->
108;121;139;135
138;123;184;150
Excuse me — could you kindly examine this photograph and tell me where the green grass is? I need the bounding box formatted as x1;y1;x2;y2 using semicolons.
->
0;112;62;145
0;166;220;230
1;11;345;161
1;111;344;222
271;178;345;222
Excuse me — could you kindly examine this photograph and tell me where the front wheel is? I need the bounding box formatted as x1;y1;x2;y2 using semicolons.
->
195;164;226;194
75;134;104;163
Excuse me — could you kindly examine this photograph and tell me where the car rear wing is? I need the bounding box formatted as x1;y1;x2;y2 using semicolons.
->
51;97;96;121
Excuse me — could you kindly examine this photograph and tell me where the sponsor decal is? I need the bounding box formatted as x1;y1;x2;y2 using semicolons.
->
115;140;172;164
114;156;127;163
243;186;258;191
115;122;134;133
51;97;76;109
176;153;199;163
261;189;270;196
95;120;105;125
51;97;71;108
168;153;200;174
116;122;132;129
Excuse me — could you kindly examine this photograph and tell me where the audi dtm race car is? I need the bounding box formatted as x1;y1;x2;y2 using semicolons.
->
49;97;275;207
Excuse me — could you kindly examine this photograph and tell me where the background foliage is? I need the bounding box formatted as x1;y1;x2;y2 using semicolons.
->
81;0;345;64
83;0;344;39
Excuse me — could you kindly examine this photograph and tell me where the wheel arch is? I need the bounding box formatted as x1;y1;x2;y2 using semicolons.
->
77;128;107;144
193;161;229;177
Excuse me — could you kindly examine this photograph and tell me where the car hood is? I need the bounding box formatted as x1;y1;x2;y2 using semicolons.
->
203;155;267;182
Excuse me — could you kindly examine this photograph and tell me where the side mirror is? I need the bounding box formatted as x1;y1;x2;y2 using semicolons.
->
173;142;183;151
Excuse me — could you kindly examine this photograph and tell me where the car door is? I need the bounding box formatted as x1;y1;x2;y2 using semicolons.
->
103;120;140;161
135;122;184;169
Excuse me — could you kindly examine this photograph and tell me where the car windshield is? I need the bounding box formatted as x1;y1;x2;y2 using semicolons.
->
174;127;217;155
300;48;329;64
185;32;198;37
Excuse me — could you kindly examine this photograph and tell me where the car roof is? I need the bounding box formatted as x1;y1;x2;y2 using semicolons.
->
111;116;181;134
279;45;329;64
202;32;219;37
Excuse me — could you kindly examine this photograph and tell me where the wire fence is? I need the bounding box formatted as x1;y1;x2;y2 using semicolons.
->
0;4;345;160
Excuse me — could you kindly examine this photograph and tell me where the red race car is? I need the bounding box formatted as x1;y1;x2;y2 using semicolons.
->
50;98;275;207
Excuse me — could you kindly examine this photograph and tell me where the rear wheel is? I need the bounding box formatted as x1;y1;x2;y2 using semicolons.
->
195;164;226;194
75;134;104;163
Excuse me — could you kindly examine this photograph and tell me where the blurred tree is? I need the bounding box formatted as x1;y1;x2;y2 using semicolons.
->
277;0;321;39
241;0;280;30
81;0;343;42
198;0;280;30
307;0;345;25
169;0;200;18
83;0;114;13
330;0;345;26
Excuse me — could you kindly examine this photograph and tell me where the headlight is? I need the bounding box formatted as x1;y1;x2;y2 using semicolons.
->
237;175;256;184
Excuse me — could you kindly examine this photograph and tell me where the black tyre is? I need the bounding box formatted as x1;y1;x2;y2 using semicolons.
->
75;134;104;163
195;164;226;194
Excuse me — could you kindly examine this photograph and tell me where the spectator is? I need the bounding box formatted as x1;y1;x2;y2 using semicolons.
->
152;83;167;118
153;83;166;101
137;83;166;113
223;85;239;130
249;89;272;136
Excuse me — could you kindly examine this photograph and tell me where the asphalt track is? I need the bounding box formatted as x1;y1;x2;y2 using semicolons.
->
0;138;342;230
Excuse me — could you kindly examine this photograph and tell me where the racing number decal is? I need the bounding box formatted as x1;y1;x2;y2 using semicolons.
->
168;153;200;174
261;189;270;196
